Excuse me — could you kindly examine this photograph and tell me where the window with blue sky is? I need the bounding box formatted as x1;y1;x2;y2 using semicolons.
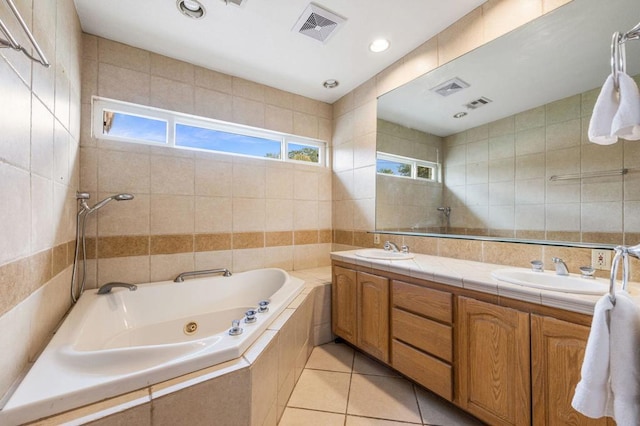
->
94;97;326;166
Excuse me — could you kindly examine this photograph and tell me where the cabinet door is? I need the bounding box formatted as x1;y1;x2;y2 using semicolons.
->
357;271;389;362
457;297;531;426
531;315;613;426
332;266;357;344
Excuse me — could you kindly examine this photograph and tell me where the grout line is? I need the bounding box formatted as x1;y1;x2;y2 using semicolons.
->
342;349;355;426
412;383;426;426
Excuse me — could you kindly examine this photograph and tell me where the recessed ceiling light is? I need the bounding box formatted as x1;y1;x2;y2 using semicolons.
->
453;112;468;119
369;38;390;53
177;0;205;18
323;79;339;89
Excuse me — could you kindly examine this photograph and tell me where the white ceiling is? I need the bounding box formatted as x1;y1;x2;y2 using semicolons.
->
73;0;486;104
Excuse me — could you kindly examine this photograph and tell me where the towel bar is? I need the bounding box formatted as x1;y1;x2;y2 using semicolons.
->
0;0;49;67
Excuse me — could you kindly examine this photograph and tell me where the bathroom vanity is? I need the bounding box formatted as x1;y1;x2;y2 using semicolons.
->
331;251;617;426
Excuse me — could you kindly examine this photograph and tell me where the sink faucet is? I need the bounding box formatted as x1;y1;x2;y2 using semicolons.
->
383;241;399;252
552;257;569;276
97;282;138;294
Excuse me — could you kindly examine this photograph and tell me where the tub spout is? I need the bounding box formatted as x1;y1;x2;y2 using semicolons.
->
97;282;138;294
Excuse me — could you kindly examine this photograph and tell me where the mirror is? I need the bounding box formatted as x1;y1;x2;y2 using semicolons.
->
376;0;640;247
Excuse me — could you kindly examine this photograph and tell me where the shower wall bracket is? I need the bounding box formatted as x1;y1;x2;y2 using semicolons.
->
0;0;50;67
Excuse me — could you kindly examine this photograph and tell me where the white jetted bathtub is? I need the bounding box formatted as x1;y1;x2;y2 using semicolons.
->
1;268;304;425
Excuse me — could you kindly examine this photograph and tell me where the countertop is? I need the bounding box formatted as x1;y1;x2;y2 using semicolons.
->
330;250;640;316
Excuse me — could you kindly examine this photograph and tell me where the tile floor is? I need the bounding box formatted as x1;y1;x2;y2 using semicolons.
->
279;343;483;426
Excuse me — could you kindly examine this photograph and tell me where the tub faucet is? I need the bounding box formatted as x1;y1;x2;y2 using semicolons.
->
383;241;399;252
552;257;569;276
97;282;138;294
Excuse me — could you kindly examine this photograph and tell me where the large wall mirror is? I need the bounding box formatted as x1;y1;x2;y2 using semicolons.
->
376;0;640;247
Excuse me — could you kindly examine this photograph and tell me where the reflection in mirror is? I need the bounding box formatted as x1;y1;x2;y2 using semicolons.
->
376;0;640;247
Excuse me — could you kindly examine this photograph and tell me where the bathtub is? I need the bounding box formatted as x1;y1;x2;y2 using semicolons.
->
0;268;304;425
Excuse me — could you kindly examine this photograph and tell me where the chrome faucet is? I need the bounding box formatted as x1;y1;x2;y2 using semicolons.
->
383;241;400;252
97;282;138;294
552;257;569;276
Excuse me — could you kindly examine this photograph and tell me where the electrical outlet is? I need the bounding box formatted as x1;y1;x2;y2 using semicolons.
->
373;234;380;244
591;249;612;270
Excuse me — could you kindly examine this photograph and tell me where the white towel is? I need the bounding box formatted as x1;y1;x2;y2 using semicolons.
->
588;74;619;145
572;294;614;418
612;73;640;141
572;291;640;424
609;291;640;425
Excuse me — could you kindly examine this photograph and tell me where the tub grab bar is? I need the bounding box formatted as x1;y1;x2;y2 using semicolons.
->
174;268;232;282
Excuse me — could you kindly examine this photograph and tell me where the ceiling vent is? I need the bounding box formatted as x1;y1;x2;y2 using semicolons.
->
223;0;246;6
464;96;493;110
293;3;346;44
431;77;470;97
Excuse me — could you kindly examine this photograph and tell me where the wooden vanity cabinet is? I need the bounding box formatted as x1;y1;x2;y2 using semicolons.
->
391;280;454;401
332;266;357;344
357;272;390;362
531;315;614;426
457;297;531;426
331;266;389;362
333;262;607;426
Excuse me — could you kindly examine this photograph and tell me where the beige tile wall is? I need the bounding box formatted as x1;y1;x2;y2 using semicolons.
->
0;0;82;399
441;77;640;245
80;36;333;288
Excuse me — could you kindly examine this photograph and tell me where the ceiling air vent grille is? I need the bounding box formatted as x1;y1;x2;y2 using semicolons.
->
431;77;470;97
293;3;346;43
465;96;493;110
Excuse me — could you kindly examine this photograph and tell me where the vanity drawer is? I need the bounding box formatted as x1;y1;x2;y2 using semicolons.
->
392;308;452;362
392;280;452;324
392;339;453;401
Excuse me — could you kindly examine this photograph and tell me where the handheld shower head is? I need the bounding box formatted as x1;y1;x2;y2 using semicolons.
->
87;193;134;213
113;193;134;201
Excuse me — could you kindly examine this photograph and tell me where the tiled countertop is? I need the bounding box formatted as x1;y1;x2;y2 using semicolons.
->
331;250;640;316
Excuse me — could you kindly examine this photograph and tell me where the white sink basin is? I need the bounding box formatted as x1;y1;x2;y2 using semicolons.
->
491;268;609;295
355;249;415;261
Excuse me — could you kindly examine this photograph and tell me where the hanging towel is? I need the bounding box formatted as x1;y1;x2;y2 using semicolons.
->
571;294;614;418
608;291;640;425
588;74;619;145
572;291;640;424
612;72;640;140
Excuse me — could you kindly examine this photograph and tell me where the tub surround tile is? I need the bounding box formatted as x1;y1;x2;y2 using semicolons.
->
294;230;318;245
28;389;151;426
195;233;232;252
250;331;279;426
233;232;264;249
151;364;251;426
98;235;149;258
150;234;194;255
266;231;293;247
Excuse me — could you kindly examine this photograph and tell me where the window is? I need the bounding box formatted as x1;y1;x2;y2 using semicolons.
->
92;97;327;166
376;152;438;182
